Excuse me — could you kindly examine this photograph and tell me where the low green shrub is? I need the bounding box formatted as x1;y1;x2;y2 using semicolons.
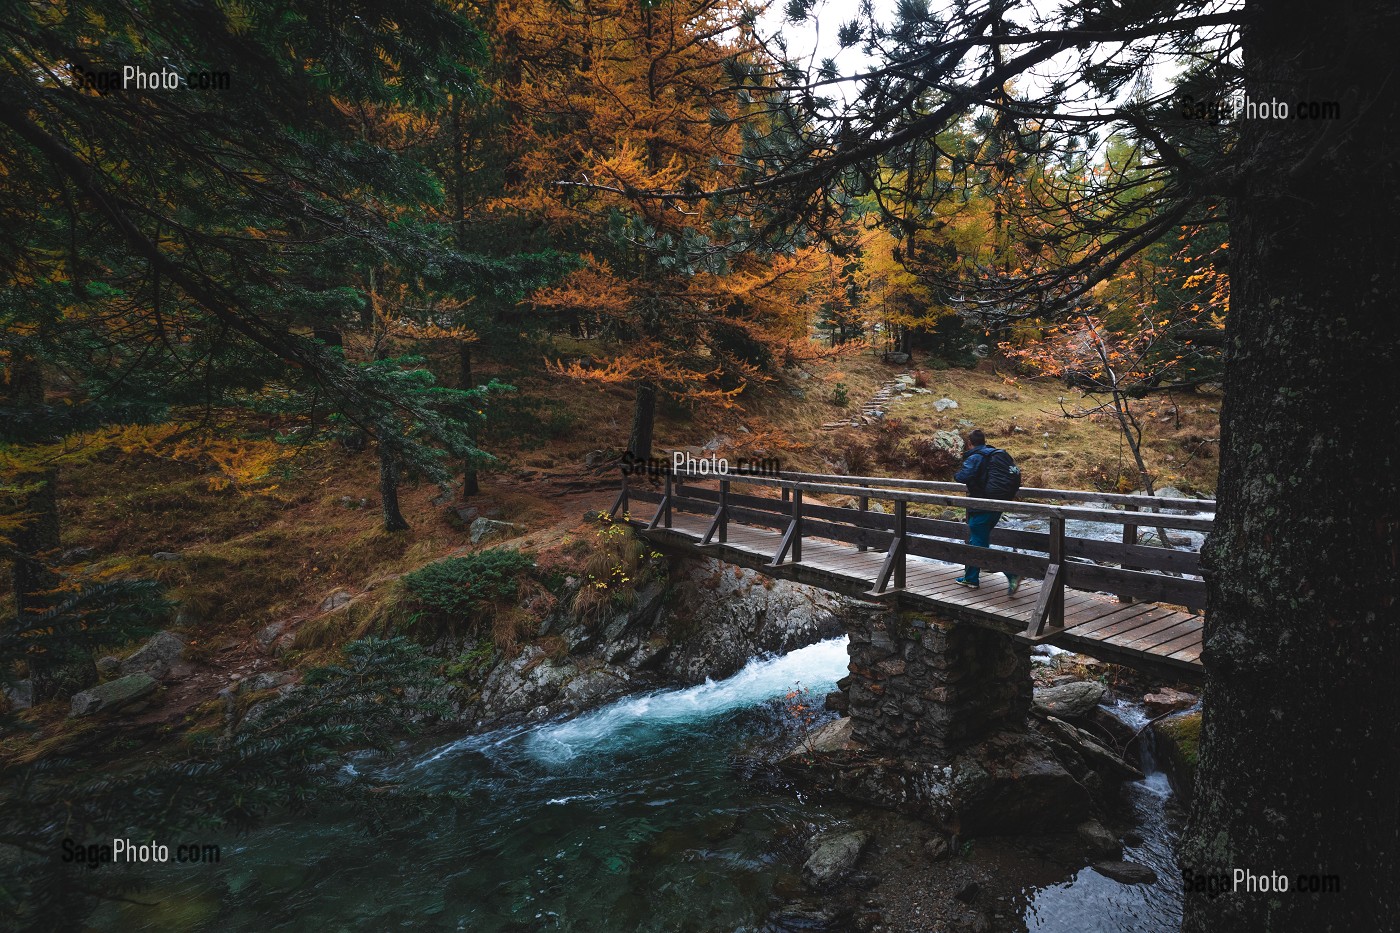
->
400;548;535;618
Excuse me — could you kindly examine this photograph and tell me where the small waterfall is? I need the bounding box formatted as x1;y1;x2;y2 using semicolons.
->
525;636;850;764
1022;698;1183;932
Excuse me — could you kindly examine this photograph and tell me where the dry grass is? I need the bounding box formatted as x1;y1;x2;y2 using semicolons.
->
878;362;1220;494
9;334;1215;701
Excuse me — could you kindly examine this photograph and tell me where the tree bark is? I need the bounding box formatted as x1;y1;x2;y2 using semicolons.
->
377;427;410;532
5;355;94;701
627;379;658;461
458;341;479;497
1181;4;1400;930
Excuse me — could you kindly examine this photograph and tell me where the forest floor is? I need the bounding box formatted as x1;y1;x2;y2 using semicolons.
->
4;339;1218;744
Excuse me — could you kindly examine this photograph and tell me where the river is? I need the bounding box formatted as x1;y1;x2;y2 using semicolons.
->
94;639;1184;932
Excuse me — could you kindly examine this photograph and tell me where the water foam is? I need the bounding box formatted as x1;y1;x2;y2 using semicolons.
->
524;636;850;764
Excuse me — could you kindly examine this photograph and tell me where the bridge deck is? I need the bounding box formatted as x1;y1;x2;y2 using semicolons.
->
638;511;1203;681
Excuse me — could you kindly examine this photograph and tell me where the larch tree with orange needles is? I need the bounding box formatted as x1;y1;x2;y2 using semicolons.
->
494;0;818;459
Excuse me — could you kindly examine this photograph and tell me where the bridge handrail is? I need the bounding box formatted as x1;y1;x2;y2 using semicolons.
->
662;470;1213;532
767;470;1214;512
611;468;1208;640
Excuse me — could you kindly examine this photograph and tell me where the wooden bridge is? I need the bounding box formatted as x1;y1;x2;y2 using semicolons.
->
609;469;1211;682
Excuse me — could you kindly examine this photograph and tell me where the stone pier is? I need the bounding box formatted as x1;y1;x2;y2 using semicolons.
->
803;605;1112;834
840;609;1031;759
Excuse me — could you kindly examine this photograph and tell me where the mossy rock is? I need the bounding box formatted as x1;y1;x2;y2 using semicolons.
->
1153;710;1200;803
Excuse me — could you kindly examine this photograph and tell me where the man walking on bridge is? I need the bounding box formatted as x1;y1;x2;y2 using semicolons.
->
954;430;1022;595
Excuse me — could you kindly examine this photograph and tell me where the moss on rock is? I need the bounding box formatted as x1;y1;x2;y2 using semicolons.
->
1153;710;1201;802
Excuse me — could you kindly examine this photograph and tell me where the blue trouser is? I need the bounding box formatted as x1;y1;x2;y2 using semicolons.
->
964;510;1002;583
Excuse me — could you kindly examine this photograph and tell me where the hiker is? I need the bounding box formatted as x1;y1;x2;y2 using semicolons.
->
953;429;1023;595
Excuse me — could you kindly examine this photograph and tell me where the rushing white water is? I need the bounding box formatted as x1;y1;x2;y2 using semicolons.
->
401;636;851;776
526;636;850;764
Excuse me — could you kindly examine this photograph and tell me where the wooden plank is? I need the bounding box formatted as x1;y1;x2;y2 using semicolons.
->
902;515;1198;574
724;504;793;532
1166;643;1203;663
1156;630;1206;658
1062;562;1207;610
905;535;1048;577
1076;606;1181;642
1113;618;1201;652
1064;602;1163;636
672;474;1215;531
754;470;1215;511
800;516;891;551
804;501;896;532
1101;615;1194;649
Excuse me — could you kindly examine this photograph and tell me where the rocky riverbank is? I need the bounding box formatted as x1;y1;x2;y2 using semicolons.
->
759;646;1200;932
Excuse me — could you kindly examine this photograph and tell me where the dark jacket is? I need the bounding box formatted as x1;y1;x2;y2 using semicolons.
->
955;445;996;487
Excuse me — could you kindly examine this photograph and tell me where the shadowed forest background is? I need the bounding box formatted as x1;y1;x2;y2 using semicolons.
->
1;1;1395;931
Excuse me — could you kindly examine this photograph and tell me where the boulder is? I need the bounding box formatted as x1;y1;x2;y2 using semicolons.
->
558;668;628;708
933;397;959;411
1076;819;1120;857
924;833;954;861
803;716;858;754
120;631;186;679
1142;687;1198;717
96;656;122;677
257;620;290;651
319;591;354;613
469;518;523;545
70;674;157;717
802;830;870;887
60;546;96;563
1032;680;1107;719
1040;715;1144;782
240;671;295;694
1153;710;1201;803
3;679;33;711
151;551;182;561
657;558;851;684
476;647;575;721
1092;860;1158;885
781;727;1096;835
931;430;964;452
883;351;911;364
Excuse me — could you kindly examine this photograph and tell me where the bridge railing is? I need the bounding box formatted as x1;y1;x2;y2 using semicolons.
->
610;469;1212;639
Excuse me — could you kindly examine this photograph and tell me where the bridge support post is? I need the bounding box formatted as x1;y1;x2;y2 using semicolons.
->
1119;504;1138;603
856;495;869;552
648;472;673;530
701;478;729;546
768;486;803;566
866;499;906;596
1026;515;1066;637
609;473;629;520
843;609;1031;758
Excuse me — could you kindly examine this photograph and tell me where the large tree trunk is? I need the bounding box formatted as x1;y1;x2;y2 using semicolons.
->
377;426;410;532
459;340;479;497
5;356;93;701
1180;4;1400;930
627;379;657;461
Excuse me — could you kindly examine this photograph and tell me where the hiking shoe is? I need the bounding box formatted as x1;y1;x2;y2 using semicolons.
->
954;576;980;588
1006;574;1022;597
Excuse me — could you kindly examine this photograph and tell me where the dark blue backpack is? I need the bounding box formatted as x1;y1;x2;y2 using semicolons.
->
974;447;1022;500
